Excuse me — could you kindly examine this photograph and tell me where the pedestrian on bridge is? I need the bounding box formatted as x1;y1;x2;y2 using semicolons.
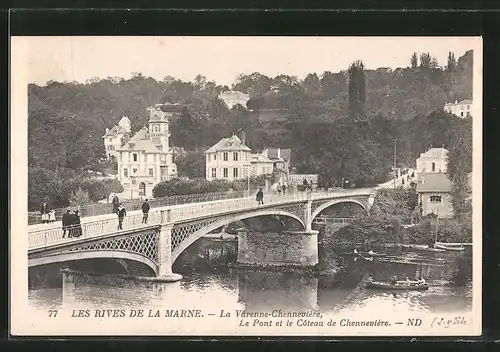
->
256;188;264;205
72;209;82;238
282;183;287;195
62;208;71;238
142;199;150;224
117;203;127;230
40;198;50;224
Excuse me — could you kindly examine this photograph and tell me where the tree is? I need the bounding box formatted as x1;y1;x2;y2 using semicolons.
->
419;53;432;69
303;73;321;93
447;51;457;72
347;60;366;120
411;52;418;68
176;151;206;179
69;188;92;207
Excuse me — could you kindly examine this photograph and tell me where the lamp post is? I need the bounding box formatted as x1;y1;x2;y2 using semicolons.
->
393;138;398;189
341;177;349;189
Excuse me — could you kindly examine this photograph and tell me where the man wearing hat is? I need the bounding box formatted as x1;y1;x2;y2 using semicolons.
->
62;208;71;238
117;203;127;230
141;199;150;224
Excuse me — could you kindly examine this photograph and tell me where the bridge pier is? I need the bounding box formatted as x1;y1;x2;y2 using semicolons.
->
237;229;319;268
156;224;183;282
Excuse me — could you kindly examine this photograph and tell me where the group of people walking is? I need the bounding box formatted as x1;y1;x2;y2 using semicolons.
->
62;208;82;238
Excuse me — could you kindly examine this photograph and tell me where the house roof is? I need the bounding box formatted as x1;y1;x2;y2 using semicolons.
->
264;147;291;160
116;127;164;154
205;135;252;153
458;99;473;105
417;147;448;159
416;173;452;193
103;124;128;137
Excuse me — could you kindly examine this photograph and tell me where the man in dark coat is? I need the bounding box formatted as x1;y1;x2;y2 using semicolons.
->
117;203;126;230
62;208;71;238
142;199;150;224
256;188;264;205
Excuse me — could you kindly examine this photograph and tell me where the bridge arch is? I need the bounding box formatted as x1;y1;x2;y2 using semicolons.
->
28;250;158;275
311;199;368;223
171;210;305;264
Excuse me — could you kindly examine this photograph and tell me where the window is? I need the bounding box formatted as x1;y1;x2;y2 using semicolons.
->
123;168;128;177
223;168;228;178
467;105;470;110
129;143;135;149
133;168;137;174
109;138;112;143
133;153;138;162
132;179;136;185
208;154;211;162
461;112;464;117
430;195;442;203
212;168;217;178
144;154;148;163
233;168;239;178
431;162;436;172
119;152;123;162
214;154;217;160
149;168;154;176
154;125;159;132
154;154;157;162
223;152;228;161
233;152;238;161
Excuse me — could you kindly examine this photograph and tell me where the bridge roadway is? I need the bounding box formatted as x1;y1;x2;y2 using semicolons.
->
28;189;374;251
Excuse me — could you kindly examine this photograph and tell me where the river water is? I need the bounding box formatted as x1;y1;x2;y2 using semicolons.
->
28;235;473;318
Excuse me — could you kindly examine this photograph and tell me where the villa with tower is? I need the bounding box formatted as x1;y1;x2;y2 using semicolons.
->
115;104;180;199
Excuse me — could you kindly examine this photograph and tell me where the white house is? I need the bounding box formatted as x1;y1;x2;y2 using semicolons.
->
205;136;289;182
116;105;179;199
205;135;252;181
416;173;453;218
218;90;251;110
416;147;448;175
444;99;473;118
102;116;132;159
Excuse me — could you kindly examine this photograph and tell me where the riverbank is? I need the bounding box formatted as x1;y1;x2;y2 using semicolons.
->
320;188;472;249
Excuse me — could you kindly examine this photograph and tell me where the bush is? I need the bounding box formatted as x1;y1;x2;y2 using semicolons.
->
153;178;234;198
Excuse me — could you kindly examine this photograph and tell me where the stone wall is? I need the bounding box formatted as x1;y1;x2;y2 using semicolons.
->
237;230;318;267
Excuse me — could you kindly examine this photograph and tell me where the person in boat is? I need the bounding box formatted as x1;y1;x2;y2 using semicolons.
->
368;275;374;283
390;276;398;285
419;278;426;285
405;276;411;286
368;250;374;256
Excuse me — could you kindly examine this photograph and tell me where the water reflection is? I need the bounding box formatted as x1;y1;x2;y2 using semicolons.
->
29;237;472;316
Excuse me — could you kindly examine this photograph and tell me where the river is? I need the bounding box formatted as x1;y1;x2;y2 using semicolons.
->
28;234;473;318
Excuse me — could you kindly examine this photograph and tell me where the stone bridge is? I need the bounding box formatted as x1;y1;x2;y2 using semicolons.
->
28;189;376;282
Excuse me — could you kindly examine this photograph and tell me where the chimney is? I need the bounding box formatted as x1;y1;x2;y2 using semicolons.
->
277;148;281;159
105;128;109;134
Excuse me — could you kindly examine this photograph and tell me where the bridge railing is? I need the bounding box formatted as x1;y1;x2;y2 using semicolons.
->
28;190;247;225
28;212;163;250
28;189;374;250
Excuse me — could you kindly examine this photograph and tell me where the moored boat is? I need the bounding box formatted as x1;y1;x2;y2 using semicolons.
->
364;281;429;291
433;243;465;251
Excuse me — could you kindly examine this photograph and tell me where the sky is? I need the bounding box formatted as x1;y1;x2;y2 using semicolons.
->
13;36;480;86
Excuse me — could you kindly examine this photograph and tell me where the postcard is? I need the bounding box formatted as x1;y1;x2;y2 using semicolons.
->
10;36;482;336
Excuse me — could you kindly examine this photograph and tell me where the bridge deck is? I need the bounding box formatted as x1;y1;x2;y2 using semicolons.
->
28;189;373;252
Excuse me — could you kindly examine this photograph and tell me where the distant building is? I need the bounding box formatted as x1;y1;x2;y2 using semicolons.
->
205;136;289;182
102;116;132;159
444;99;473;118
416;173;453;218
205;135;252;181
416;147;448;175
261;147;292;172
116;105;180;199
218;90;250;110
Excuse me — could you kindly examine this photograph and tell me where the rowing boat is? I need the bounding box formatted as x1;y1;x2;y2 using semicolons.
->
433;243;465;251
364;281;429;291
